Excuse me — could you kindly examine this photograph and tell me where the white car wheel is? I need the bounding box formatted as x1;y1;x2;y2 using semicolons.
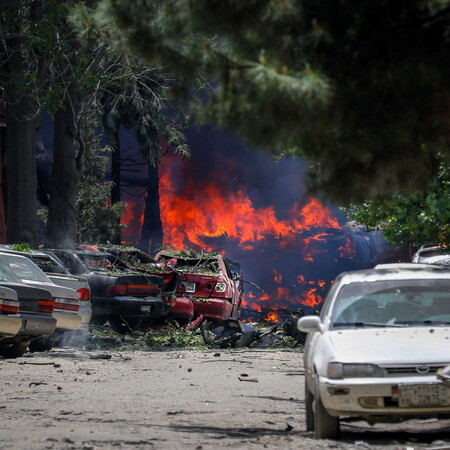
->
314;379;340;439
305;381;314;431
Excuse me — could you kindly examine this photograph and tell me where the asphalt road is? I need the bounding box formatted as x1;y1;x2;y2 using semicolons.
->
1;348;450;449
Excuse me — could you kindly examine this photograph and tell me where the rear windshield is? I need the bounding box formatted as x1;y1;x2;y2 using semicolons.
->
0;254;51;283
78;253;128;272
0;257;27;283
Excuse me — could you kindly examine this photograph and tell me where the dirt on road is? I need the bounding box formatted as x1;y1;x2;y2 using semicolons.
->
1;348;450;449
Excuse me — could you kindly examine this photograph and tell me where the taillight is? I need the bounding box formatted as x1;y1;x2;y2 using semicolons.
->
38;299;54;313
77;288;91;301
106;285;159;296
54;298;80;312
128;285;159;295
0;298;19;314
214;282;226;293
106;285;128;296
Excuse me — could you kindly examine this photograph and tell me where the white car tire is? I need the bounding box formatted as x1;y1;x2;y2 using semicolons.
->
314;379;340;439
305;382;314;431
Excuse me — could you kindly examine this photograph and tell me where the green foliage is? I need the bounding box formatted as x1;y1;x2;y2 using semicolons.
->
343;159;450;246
145;325;206;350
76;113;127;244
82;0;450;202
160;248;220;258
10;243;33;253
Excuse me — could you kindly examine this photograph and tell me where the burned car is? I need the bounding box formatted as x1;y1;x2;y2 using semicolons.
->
154;250;244;322
89;245;194;324
45;249;168;333
298;263;450;439
411;245;450;266
0;259;56;358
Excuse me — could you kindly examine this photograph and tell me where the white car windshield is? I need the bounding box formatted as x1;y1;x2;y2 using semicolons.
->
331;279;450;328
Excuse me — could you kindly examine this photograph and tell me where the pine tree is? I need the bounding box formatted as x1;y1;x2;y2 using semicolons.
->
79;0;450;202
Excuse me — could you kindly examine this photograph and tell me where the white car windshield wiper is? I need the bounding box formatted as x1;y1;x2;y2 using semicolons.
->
333;321;405;328
394;320;450;326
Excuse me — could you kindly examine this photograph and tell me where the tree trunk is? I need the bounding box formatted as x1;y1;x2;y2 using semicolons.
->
140;163;163;254
4;107;38;245
110;127;121;244
4;43;38;246
46;102;78;249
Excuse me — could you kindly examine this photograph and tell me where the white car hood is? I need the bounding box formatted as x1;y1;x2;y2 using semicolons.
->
326;327;450;365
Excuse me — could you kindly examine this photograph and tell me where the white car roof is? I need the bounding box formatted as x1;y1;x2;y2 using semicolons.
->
337;264;450;286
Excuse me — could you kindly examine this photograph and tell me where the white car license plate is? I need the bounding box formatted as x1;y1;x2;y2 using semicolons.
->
399;384;450;407
183;282;196;293
141;305;151;312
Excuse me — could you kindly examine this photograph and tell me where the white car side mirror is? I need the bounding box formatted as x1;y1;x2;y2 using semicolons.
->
297;315;322;333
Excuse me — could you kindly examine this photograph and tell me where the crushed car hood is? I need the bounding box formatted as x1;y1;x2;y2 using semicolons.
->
326;327;450;364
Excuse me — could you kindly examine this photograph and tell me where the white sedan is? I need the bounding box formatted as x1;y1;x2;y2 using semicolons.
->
298;263;450;439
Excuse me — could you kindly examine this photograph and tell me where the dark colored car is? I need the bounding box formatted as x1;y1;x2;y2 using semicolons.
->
89;245;194;324
0;260;57;358
45;249;168;333
154;250;244;322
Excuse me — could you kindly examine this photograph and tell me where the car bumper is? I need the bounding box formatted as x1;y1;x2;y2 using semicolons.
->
319;375;450;418
0;315;22;338
192;298;233;321
77;304;92;330
54;310;82;331
168;297;194;320
92;296;166;319
4;314;57;341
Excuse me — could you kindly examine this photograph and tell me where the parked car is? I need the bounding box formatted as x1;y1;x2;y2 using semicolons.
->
88;245;194;324
298;263;450;439
0;247;92;332
0;252;81;350
0;259;57;358
411;245;450;266
0;285;22;339
154;250;244;322
45;249;168;333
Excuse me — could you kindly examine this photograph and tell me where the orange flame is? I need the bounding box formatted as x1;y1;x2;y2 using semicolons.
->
120;151;351;322
339;237;356;259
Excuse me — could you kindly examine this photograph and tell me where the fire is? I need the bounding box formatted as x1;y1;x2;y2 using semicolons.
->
339;237;356;259
265;310;280;323
121;200;144;245
122;149;363;323
160;154;341;253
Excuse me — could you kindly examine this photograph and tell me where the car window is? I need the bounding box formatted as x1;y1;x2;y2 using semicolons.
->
29;255;69;274
0;254;51;283
77;253;127;271
331;279;450;327
0;259;23;283
53;252;75;273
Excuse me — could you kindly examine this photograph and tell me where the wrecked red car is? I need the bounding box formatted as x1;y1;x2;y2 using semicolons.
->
154;250;244;322
81;245;194;325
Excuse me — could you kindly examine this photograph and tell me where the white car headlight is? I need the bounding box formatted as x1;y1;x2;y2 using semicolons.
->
327;362;384;379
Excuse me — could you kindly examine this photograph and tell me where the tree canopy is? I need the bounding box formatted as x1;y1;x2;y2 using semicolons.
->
343;157;450;246
0;0;189;247
79;0;450;203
